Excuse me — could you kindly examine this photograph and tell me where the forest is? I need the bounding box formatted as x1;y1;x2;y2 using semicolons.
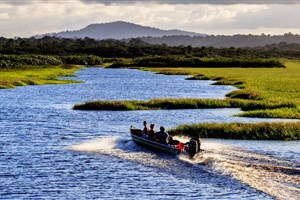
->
1;36;300;59
138;33;300;48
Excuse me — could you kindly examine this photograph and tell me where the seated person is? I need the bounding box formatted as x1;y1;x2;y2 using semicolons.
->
154;126;169;145
141;120;149;138
169;136;185;150
168;136;180;145
148;123;156;140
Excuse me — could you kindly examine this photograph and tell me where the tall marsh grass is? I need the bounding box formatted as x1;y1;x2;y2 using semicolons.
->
73;98;297;112
146;60;300;119
168;122;300;140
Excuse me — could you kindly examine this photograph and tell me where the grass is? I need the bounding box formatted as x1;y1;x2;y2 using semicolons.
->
167;122;300;141
1;57;298;140
0;65;82;89
144;60;300;119
147;60;300;101
73;98;230;110
75;60;300;118
73;98;298;116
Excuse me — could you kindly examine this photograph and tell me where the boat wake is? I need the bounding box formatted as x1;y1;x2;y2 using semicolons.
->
68;136;177;169
68;136;300;200
198;141;300;200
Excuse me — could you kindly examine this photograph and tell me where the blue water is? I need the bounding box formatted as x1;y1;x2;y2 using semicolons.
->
0;68;299;199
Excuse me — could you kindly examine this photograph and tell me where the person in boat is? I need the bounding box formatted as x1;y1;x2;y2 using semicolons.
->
154;126;169;145
168;136;180;145
169;136;185;150
148;123;156;140
141;120;149;138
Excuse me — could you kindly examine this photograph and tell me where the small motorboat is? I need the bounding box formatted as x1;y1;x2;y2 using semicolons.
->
130;125;202;158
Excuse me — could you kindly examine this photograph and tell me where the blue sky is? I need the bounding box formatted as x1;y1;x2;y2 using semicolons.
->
1;0;300;37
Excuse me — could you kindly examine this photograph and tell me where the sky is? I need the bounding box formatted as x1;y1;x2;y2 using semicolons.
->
1;0;300;38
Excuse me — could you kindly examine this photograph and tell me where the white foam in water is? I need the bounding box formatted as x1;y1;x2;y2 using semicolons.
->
68;136;185;170
68;136;300;199
201;141;300;200
68;136;121;152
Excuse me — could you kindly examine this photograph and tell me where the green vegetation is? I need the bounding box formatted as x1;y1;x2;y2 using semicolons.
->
73;98;297;114
73;98;233;110
148;61;300;102
0;54;102;70
2;36;300;59
167;122;300;140
1;36;300;140
0;54;103;89
60;55;103;66
237;108;300;119
109;56;285;68
0;65;82;89
143;61;300;119
74;60;300;121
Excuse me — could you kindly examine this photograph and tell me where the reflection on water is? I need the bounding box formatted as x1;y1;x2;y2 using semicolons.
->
0;68;299;199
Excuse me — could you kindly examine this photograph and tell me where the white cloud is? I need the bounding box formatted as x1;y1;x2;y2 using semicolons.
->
0;0;300;37
0;13;9;19
3;1;299;5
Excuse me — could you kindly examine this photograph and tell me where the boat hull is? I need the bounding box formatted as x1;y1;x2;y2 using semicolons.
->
130;126;181;155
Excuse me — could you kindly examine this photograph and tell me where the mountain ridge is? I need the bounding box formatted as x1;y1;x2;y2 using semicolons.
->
35;21;300;48
37;21;203;39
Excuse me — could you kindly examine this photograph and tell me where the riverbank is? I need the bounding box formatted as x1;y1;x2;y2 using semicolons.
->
73;98;298;118
0;65;82;89
2;55;300;140
74;59;300;119
168;122;300;140
142;60;300;118
72;60;300;140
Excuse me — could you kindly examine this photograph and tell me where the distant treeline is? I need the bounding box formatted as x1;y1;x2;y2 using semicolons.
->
1;36;300;59
0;54;102;69
109;56;285;68
138;33;300;48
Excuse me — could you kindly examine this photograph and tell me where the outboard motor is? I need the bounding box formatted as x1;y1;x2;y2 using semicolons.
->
186;136;201;158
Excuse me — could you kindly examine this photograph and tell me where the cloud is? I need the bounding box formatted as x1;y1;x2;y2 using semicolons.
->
78;0;300;5
2;0;300;5
1;0;300;37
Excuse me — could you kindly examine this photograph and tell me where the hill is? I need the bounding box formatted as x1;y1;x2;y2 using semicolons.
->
38;21;202;40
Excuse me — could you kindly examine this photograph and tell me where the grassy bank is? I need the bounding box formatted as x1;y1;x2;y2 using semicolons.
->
147;61;299;101
0;54;104;89
0;65;82;89
73;98;236;110
74;60;300;118
73;98;298;116
74;60;300;119
167;122;300;140
144;60;300;119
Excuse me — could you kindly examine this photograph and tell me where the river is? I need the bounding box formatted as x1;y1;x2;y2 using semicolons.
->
0;68;299;199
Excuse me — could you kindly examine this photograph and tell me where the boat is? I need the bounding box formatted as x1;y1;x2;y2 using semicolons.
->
130;125;202;157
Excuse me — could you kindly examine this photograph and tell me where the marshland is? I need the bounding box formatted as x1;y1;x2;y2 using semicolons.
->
0;37;299;199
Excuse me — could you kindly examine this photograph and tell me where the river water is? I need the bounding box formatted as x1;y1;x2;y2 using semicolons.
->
0;68;299;199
